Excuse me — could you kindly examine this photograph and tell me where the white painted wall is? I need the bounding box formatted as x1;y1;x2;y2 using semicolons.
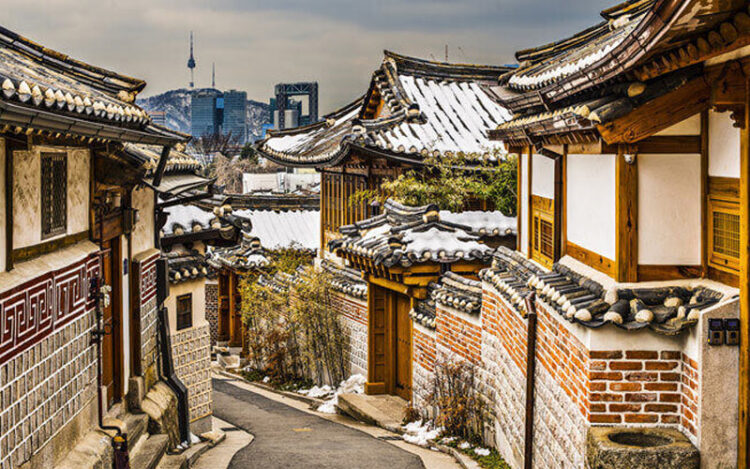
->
13;146;90;249
531;153;555;199
566;154;616;260
165;279;208;334
131;187;155;257
520;153;529;255
638;153;702;265
708;110;741;178
655;114;701;136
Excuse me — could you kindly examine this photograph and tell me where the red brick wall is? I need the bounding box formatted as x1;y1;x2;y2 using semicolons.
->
681;353;699;437
414;326;437;373
331;291;367;326
435;304;482;363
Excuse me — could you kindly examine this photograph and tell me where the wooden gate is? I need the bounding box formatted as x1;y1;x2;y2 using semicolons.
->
367;284;412;400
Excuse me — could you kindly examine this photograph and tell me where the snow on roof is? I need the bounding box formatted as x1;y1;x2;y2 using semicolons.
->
162;204;217;235
233;209;320;251
440;210;517;236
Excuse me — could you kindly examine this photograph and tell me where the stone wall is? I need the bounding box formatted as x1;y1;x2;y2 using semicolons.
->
0;250;100;469
171;323;212;435
330;291;368;377
412;324;436;410
205;281;219;347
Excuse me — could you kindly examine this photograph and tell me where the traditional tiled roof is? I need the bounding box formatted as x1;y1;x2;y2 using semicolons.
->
165;250;211;284
208;235;270;272
432;272;483;315
496;0;747;112
482;247;725;335
125;143;203;176
257;271;295;294
258;51;512;167
160;203;246;247
330;199;495;268
0;25;186;145
321;260;367;299
233;209;320;252
410;284;437;329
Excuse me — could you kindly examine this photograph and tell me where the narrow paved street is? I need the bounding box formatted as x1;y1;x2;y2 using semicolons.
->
212;377;426;469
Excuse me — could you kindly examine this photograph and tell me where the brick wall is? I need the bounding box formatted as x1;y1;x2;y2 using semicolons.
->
681;353;699;438
0;252;100;469
330;291;368;377
205;282;218;347
412;324;436;409
435;304;482;364
171;323;212;433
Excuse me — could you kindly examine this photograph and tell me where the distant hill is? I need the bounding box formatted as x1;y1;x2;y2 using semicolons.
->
138;88;271;142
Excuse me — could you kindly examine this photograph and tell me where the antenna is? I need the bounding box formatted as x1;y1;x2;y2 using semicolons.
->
445;45;448;62
212;62;215;88
187;31;196;88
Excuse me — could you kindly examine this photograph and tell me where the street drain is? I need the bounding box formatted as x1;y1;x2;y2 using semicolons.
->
377;436;402;441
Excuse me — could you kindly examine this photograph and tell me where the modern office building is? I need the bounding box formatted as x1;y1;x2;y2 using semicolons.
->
223;90;247;143
191;89;222;138
151;110;167;126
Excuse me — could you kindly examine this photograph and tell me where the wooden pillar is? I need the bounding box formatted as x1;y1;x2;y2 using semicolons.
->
561;145;568;257
615;145;638;282
526;146;534;256
553;154;563;261
228;272;236;346
516;150;523;251
738;76;750;469
320;171;326;257
700;111;709;278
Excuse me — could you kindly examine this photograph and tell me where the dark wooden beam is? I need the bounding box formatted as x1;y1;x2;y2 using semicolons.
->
637;264;702;281
615;146;638;282
151;145;171;188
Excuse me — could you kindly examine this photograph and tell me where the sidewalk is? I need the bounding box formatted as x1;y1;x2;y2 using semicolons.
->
191;417;253;469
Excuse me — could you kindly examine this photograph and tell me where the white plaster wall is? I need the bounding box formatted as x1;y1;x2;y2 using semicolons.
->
165;279;208;334
13;146;90;249
638;153;701;265
566;154;616;260
0;139;5;272
131;186;155;256
519;153;529;256
655;114;701;136
708;110;740;178
531;153;554;199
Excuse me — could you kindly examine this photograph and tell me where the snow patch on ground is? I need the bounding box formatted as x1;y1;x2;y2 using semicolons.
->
458;441;472;450
402;420;442;447
474;447;490;456
310;374;366;414
298;384;334;398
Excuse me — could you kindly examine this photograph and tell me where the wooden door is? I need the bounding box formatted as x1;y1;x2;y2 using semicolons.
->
218;273;230;342
367;285;388;394
394;293;412;401
101;239;123;408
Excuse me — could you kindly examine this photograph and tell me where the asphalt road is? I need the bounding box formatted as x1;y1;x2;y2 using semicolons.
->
212;378;425;469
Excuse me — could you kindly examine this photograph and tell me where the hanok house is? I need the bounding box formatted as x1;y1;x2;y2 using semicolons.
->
483;0;750;467
130;143;241;436
0;25;195;469
207;205;319;350
258;51;513;252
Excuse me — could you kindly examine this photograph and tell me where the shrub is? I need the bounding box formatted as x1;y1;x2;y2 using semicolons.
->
426;359;485;442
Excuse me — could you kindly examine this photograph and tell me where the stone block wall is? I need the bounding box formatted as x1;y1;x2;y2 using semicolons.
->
205;282;219;347
171;323;212;434
330;291;368;377
0;252;100;469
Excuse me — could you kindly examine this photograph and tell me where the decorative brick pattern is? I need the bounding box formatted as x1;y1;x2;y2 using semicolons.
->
139;254;159;377
205;282;218;346
330;291;368;376
171;323;212;424
0;254;100;469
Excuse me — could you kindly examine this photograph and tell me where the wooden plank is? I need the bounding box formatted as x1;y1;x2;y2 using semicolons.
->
13;231;89;263
701;111;709;277
708;176;740;200
738;76;750;469
636;264;702;281
707;266;739;288
566;241;616;278
366;283;388;395
636;136;701;154
553;154;563;261
615;147;638;282
598;77;711;144
369;275;411;296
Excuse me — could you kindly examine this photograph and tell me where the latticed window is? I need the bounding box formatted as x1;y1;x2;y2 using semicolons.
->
41;152;67;238
176;294;193;330
708;197;740;273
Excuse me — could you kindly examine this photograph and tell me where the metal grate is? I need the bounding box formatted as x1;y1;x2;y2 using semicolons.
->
41;153;67;237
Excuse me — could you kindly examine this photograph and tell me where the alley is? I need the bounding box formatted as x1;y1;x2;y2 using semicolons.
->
212;377;426;469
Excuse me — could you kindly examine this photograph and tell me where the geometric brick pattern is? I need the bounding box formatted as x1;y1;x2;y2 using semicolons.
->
204;282;218;347
171;323;212;424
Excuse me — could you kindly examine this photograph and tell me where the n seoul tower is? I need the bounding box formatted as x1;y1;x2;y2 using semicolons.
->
187;31;196;88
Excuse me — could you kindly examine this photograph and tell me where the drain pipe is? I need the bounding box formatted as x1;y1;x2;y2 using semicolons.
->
523;292;538;469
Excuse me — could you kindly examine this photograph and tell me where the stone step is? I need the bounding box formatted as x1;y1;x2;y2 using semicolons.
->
155;454;188;469
130;434;169;469
337;393;406;433
123;413;149;448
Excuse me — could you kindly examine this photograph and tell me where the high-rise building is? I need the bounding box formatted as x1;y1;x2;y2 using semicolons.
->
191;89;221;138
223;90;247;144
151;110;167;126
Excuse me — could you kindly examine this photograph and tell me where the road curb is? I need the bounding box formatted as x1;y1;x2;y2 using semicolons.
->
214;369;326;408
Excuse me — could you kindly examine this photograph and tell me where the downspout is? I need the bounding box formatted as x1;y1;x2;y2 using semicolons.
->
523;292;539;469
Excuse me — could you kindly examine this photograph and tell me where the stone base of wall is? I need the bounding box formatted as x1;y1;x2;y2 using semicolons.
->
171;324;213;427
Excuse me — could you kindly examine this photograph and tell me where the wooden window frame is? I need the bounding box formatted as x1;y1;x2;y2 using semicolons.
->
41;152;67;239
530;195;555;268
176;293;193;331
708;196;740;274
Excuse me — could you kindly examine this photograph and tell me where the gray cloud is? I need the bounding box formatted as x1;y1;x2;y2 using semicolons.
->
5;0;611;112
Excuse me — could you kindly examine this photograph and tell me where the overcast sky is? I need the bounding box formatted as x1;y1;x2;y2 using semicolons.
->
6;0;610;112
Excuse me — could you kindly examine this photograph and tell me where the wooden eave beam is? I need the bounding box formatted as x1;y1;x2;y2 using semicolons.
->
151;145;171;188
